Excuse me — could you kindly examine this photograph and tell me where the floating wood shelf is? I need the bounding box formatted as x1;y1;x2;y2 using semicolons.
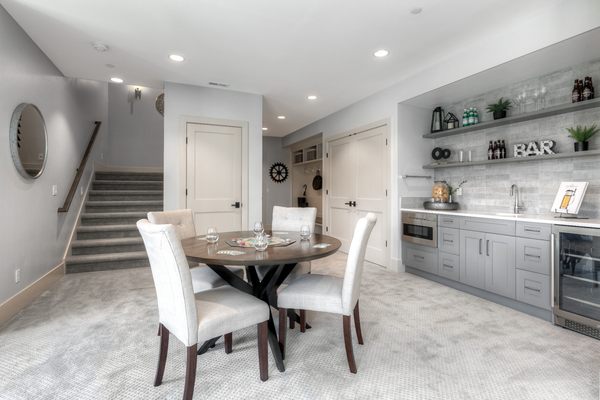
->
422;98;600;139
423;150;600;169
293;158;322;166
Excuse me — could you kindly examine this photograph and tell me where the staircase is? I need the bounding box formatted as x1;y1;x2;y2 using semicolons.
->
66;171;163;273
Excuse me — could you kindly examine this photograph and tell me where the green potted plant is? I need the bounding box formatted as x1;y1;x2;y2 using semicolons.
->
567;124;599;152
486;98;512;120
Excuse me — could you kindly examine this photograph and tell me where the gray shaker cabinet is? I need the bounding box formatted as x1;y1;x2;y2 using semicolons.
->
459;230;486;289
484;233;516;299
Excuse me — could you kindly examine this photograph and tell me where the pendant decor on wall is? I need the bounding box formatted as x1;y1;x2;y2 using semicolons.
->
269;162;289;183
155;93;164;116
513;140;556;157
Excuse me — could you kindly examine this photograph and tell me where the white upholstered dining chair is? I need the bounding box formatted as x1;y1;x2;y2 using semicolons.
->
148;210;245;293
137;220;270;400
277;213;377;373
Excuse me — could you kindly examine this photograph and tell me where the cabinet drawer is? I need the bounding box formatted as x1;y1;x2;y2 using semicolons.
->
403;243;438;274
461;217;516;236
438;215;461;229
516;222;551;241
516;238;550;275
516;269;551;310
438;252;460;281
438;227;460;255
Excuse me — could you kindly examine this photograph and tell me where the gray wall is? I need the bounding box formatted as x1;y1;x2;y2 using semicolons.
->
0;6;108;304
262;137;291;226
163;82;263;226
105;83;163;170
433;59;600;217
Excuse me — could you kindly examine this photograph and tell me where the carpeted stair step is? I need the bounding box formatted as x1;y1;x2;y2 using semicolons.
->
71;237;145;256
92;180;163;191
85;200;163;213
76;224;140;240
81;211;147;226
66;251;149;273
88;190;163;201
95;171;163;181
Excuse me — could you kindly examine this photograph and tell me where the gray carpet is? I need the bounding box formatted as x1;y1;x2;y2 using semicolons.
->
1;253;599;400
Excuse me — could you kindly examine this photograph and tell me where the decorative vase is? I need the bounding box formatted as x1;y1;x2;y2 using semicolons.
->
574;141;589;152
493;110;507;120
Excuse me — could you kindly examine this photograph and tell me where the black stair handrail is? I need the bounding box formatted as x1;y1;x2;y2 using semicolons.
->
58;121;102;213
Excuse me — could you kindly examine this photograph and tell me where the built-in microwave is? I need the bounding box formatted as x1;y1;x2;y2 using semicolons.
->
402;212;438;248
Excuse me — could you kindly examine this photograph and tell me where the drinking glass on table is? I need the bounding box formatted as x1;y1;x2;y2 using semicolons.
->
206;227;219;244
253;221;264;236
300;225;311;241
254;232;269;251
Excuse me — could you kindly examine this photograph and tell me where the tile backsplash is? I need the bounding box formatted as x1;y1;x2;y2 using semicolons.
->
433;59;600;217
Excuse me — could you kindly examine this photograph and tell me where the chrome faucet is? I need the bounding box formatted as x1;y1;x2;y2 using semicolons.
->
510;184;522;214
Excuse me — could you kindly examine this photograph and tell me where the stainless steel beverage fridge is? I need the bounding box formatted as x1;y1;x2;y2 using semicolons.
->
553;225;600;338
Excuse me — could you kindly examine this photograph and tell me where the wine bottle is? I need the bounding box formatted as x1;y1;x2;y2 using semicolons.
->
493;141;499;160
462;109;469;127
572;79;581;103
582;77;593;101
488;141;493;160
468;108;475;125
501;140;506;159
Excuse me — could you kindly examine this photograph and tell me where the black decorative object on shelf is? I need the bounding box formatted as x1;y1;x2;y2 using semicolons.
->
431;106;445;133
312;170;322;190
269;162;289;183
445;112;460;130
431;147;443;160
442;149;451;159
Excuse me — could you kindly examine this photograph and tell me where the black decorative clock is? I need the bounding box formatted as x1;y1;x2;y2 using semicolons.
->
269;162;289;183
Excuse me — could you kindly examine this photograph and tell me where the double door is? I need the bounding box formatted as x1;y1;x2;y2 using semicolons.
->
326;123;388;266
460;230;516;298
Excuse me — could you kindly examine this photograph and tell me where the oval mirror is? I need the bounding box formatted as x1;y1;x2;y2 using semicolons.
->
10;103;47;179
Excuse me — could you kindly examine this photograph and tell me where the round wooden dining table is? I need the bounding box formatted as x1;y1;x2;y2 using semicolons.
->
181;230;341;372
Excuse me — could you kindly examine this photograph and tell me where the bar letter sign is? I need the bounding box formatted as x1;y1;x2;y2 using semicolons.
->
513;140;556;157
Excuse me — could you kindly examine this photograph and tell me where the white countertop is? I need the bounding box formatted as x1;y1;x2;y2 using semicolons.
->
400;207;600;229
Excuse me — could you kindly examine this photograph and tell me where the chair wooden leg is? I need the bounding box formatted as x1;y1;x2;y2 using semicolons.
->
353;300;364;345
157;324;162;336
183;344;198;400
289;313;296;329
154;324;169;386
278;308;287;359
343;315;357;374
224;333;232;354
300;310;306;333
258;321;269;382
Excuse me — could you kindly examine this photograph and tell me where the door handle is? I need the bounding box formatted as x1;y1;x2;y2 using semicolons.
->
230;201;241;208
479;238;482;255
351;201;356;207
486;240;490;257
344;202;352;206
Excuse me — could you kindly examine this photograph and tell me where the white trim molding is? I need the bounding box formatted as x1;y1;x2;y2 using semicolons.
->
0;261;65;327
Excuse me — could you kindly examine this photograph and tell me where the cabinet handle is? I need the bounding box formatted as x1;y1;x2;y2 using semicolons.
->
479;238;483;255
524;253;541;259
551;233;555;308
524;228;541;233
524;286;541;293
443;239;454;243
486;240;490;257
413;254;425;260
442;263;454;269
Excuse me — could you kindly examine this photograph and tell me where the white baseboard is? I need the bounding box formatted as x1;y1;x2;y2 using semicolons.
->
0;261;65;327
95;163;163;173
388;257;404;272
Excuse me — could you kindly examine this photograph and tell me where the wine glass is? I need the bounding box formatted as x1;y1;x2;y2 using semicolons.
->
540;86;547;109
254;232;269;251
206;227;219;244
300;225;311;241
253;221;264;237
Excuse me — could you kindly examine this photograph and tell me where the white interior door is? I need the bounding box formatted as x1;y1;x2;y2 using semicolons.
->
327;123;389;266
186;123;242;234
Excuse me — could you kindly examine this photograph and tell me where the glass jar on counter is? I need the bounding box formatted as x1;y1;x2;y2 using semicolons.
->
432;181;450;203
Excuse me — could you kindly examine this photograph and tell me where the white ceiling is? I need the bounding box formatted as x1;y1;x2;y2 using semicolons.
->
2;0;559;137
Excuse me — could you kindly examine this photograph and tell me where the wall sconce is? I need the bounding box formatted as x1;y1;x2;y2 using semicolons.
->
128;87;143;114
134;88;142;100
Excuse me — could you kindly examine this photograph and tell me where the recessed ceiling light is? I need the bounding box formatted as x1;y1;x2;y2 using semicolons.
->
92;42;109;52
410;7;423;15
374;49;389;58
262;127;268;131
105;63;115;69
110;77;124;83
307;95;318;100
169;54;184;62
277;115;286;120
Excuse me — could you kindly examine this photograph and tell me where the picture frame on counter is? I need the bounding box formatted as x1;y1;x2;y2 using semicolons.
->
551;181;588;216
